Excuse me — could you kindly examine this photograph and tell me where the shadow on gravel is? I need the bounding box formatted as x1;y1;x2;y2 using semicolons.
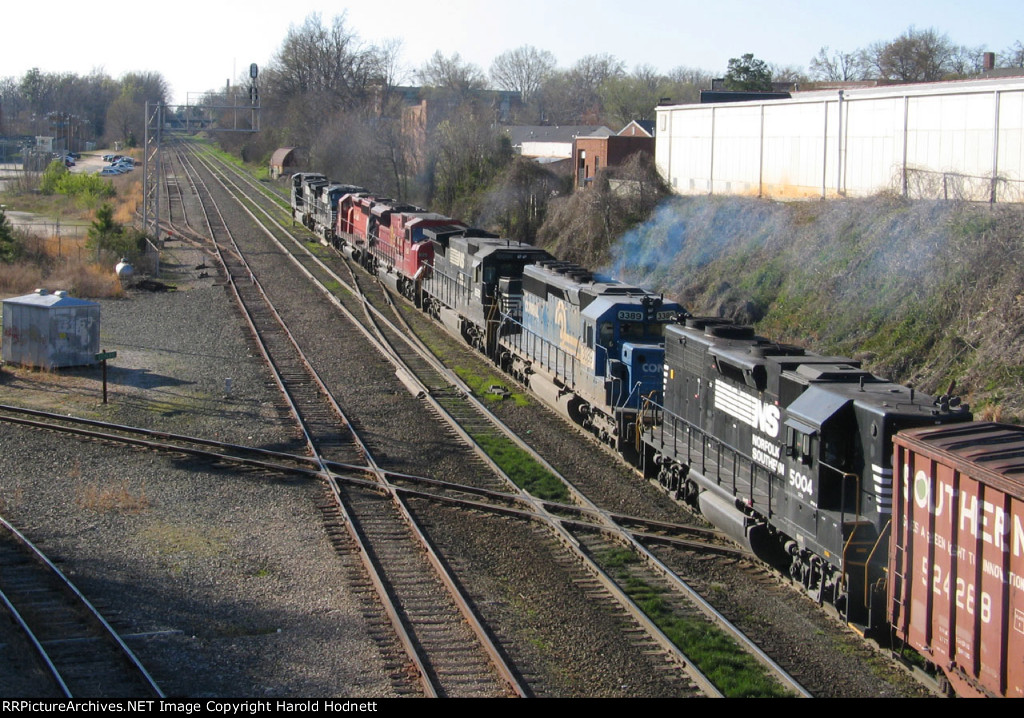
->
107;367;195;390
57;365;196;391
130;279;175;292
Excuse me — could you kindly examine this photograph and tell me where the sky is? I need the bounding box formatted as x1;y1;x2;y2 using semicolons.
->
3;0;1021;105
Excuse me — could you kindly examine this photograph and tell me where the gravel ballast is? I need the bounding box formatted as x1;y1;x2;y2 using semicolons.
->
0;241;397;697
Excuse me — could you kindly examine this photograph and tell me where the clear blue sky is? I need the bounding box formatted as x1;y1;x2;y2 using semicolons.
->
4;0;1020;104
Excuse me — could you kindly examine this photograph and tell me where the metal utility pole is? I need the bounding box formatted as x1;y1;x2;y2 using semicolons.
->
143;101;163;245
140;65;261;269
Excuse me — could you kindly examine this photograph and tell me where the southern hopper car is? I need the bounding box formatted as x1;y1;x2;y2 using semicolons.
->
290;172;1021;696
891;422;1024;698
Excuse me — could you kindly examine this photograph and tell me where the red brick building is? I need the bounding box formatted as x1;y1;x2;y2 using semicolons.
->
573;133;655;188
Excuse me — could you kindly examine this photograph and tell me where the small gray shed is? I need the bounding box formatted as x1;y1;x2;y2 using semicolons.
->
2;289;101;369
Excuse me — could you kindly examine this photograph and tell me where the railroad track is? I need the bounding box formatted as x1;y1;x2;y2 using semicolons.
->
169;142;525;697
175;140;813;697
0;517;163;698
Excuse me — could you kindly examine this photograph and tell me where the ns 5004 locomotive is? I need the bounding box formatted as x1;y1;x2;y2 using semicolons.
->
638;318;972;626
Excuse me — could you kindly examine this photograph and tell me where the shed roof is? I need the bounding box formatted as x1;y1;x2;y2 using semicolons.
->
3;289;98;309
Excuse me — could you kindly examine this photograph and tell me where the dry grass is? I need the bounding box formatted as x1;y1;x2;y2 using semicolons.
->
113;180;142;225
2;166;144;300
0;242;123;298
978;403;1004;422
77;480;151;514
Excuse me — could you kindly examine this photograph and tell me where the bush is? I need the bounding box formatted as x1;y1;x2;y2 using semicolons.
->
0;209;17;262
87;203;146;261
39;160;68;194
56;173;116;204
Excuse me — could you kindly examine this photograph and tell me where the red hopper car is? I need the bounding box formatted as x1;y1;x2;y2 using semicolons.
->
890;422;1024;697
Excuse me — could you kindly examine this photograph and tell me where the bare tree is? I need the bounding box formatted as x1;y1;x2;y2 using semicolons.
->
598;65;671;126
861;27;957;82
479;156;563;243
666;66;713;87
416;51;487;93
769;64;808;86
102;72;170;147
427;114;511;218
809;46;865;81
948;45;988;77
999;41;1024;68
571;54;626;92
659;66;712;105
489;45;556;104
536;54;625;124
265;13;380;109
373;37;408;106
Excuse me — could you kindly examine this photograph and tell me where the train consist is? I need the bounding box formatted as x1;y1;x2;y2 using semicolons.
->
291;172;1022;697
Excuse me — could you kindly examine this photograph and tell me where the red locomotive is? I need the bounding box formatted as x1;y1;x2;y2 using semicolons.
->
334;193;466;303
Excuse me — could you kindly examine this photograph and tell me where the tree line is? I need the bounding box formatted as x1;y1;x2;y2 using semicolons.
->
809;29;1024;84
0;69;169;149
226;15;1022;243
2;14;1021;250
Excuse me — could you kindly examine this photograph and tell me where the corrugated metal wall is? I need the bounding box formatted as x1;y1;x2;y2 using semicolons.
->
656;78;1024;202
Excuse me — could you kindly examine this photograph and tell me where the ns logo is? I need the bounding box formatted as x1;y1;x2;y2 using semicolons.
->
714;381;782;438
756;401;781;438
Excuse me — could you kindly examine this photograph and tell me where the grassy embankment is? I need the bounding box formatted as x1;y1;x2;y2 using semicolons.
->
598;194;1024;422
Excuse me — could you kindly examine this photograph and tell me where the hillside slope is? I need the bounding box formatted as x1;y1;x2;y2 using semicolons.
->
595;195;1024;422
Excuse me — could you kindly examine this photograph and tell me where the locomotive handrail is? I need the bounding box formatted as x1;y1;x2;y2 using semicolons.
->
832;464;863;532
864;519;893;610
643;397;779;514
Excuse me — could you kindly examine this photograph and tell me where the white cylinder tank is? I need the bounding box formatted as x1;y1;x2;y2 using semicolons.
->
115;258;134;279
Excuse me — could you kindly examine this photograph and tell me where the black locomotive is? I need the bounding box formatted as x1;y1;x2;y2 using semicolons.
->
639;318;971;625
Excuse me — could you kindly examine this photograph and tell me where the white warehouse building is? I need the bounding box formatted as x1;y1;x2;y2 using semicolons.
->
655;76;1024;203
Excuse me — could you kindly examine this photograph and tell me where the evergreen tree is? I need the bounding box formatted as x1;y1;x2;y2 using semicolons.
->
0;209;17;262
724;54;774;91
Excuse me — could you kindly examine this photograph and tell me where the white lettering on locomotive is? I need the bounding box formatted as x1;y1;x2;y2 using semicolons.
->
714;380;780;438
789;468;813;496
751;434;785;475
